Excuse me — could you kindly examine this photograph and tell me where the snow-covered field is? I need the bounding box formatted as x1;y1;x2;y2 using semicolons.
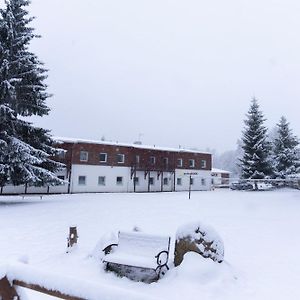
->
0;189;300;299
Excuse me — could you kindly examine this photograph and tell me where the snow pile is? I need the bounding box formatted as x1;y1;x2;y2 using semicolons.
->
6;262;163;300
90;231;118;261
175;221;224;264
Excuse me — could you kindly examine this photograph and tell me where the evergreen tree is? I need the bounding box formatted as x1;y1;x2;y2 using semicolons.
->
273;116;300;178
240;98;273;179
0;0;63;188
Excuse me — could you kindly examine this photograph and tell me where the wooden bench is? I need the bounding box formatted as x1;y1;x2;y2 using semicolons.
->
102;231;171;283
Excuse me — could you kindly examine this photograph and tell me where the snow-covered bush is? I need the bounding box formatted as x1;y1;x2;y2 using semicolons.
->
174;221;224;266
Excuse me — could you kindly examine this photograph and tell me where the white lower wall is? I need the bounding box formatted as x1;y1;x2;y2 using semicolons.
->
174;169;212;191
70;165;211;193
0;166;212;194
70;165;131;193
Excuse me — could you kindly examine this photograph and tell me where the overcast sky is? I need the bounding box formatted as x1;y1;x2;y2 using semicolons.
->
6;0;300;152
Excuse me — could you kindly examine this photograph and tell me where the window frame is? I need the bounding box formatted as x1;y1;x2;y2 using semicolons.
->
116;176;123;185
98;176;106;186
201;159;207;169
150;156;156;165
149;177;155;185
99;153;107;163
133;176;139;185
116;154;125;164
177;158;183;167
189;159;195;168
79;151;88;162
78;175;86;185
177;178;182;185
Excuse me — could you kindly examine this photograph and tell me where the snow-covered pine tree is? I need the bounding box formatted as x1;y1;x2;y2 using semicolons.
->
239;98;273;179
0;0;63;188
273;116;300;178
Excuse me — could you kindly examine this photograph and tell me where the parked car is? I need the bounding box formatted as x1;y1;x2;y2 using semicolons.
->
254;182;273;191
230;181;254;191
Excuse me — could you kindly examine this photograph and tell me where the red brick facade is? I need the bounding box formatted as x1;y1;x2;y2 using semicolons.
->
58;141;212;173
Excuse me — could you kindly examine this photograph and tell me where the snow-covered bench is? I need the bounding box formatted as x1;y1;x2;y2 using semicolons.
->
102;231;171;282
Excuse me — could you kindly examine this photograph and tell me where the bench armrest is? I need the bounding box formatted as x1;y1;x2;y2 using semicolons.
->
102;243;118;255
155;250;169;266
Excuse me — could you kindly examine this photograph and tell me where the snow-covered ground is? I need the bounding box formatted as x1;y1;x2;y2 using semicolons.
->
0;189;300;299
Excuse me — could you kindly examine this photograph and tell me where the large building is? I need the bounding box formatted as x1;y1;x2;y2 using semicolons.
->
1;138;212;194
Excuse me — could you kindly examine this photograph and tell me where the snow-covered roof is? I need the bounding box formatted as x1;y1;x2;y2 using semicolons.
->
211;168;231;174
54;137;211;155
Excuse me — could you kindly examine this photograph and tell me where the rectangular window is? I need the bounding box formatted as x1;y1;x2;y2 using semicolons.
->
177;178;182;185
99;153;107;162
201;178;206;186
163;157;168;165
150;156;156;165
116;154;125;163
116;176;123;185
98;176;106;186
135;155;140;164
177;158;183;167
190;178;194;185
163;178;168;185
78;176;86;185
189;159;195;168
79;151;88;162
149;177;154;185
201;160;207;168
134;177;139;185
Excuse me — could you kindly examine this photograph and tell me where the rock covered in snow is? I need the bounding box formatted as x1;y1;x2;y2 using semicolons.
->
174;221;224;266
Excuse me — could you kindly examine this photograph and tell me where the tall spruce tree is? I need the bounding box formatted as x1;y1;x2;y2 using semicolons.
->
273;116;300;178
0;0;63;188
240;98;273;179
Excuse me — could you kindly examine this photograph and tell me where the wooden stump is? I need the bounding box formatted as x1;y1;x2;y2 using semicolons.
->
0;277;20;300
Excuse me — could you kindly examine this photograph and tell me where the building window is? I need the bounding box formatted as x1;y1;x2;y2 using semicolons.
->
134;177;139;185
78;176;86;185
79;151;88;162
201;178;206;185
163;178;168;185
116;176;123;185
177;178;182;185
190;178;194;185
150;156;156;165
99;153;107;163
135;155;140;164
98;176;106;186
149;177;154;185
177;158;183;167
201;159;207;168
163;157;168;165
116;154;125;164
189;159;195;168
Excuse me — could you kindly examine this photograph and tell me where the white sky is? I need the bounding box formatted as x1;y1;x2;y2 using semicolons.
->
5;0;300;152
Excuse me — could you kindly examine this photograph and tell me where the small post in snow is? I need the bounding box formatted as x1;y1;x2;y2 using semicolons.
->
189;175;192;199
67;226;78;253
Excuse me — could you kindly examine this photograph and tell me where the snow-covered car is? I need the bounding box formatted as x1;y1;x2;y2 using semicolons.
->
229;182;254;191
254;182;273;191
